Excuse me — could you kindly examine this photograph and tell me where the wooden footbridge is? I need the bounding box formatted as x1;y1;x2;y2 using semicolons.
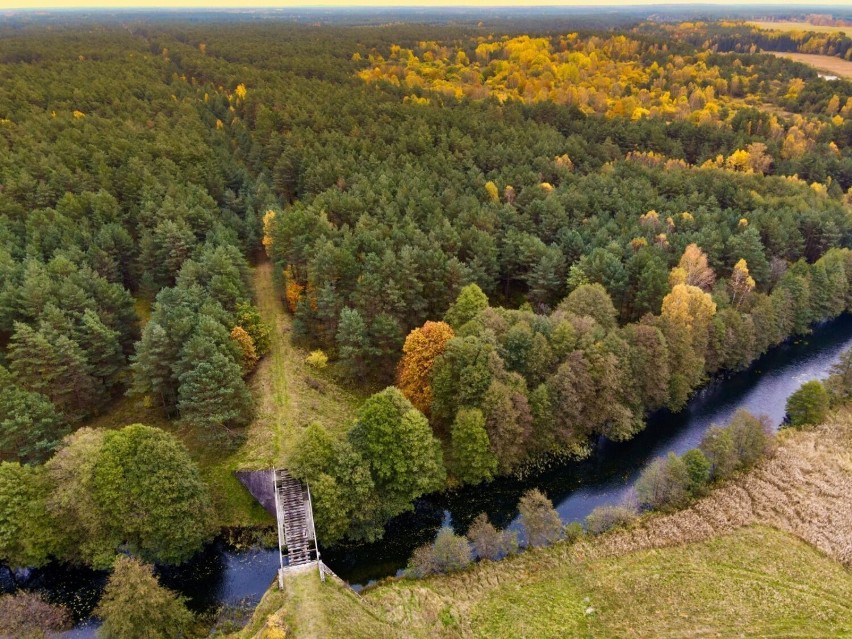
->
273;468;338;588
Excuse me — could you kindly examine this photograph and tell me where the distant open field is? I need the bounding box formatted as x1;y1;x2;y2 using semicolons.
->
749;20;852;34
769;51;852;80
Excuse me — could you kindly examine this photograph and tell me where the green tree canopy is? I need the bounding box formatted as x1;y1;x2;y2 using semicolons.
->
786;380;830;427
349;387;445;520
95;556;194;639
444;284;488;329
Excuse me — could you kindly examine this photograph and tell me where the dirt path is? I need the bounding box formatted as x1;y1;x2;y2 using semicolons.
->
236;259;359;470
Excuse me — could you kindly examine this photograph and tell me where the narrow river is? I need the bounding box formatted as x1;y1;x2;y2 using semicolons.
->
5;315;852;635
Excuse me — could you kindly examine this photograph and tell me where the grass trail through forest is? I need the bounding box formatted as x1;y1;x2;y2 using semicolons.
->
253;258;293;463
237;258;360;471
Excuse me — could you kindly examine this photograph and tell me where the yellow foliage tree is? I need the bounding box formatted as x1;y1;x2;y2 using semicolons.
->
396;321;455;415
230;326;259;373
672;243;716;291
283;265;304;313
262;210;276;256
661;283;717;352
484;181;499;203
235;83;247;100
728;259;755;309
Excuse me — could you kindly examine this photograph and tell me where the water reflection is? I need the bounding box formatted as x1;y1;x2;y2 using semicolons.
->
324;315;852;587
4;316;852;628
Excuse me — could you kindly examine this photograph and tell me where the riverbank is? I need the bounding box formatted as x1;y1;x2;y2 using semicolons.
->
237;406;852;638
322;315;852;586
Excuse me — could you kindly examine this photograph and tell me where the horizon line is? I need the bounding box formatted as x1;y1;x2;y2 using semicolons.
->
2;1;848;9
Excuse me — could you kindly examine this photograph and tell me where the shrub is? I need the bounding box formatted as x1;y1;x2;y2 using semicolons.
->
406;526;472;578
563;521;584;543
467;513;517;561
727;409;774;468
786;380;830;427
96;556;194;639
517;489;563;547
681;448;711;497
585;504;637;535
230;326;258;373
305;350;329;369
635;452;690;512
826;346;852;404
0;592;70;639
699;425;738;481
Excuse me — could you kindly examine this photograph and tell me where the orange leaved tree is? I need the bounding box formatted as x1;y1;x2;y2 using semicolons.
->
396;321;455;415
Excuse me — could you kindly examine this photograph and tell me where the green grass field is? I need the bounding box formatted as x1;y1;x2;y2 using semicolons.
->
237;526;852;639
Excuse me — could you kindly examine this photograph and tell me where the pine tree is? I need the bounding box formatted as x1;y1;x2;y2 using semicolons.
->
0;367;67;463
130;322;177;414
8;323;100;422
336;307;373;380
78;309;125;388
177;340;253;432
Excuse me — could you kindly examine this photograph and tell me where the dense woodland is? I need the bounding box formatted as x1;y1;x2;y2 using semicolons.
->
2;16;852;575
638;20;852;61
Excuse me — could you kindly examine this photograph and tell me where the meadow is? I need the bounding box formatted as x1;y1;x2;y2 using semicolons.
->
749;20;852;34
769;51;852;80
238;406;852;638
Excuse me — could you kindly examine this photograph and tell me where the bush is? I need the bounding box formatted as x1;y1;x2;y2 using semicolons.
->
563;521;584;543
517;489;563;547
635;452;690;512
681;448;711;497
305;350;329;369
585;504;637;535
699;425;738;481
406;526;472;578
727;409;774;468
95;556;194;639
467;513;517;561
0;592;70;639
786;380;830;427
826;346;852;404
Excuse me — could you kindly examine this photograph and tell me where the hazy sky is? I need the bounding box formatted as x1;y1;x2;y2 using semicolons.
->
1;0;848;8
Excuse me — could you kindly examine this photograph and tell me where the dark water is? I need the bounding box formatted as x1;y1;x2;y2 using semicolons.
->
322;314;852;587
5;315;852;633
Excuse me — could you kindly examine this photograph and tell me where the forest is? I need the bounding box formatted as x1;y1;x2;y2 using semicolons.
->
1;14;852;634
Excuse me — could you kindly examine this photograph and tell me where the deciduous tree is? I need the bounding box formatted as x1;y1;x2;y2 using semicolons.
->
396;321;454;414
95;556;194;639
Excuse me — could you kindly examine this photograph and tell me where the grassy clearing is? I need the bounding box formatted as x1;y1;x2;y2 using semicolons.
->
231;259;361;471
768;51;852;79
238;527;852;638
749;20;852;34
247;407;852;638
459;526;852;639
83;260;361;528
